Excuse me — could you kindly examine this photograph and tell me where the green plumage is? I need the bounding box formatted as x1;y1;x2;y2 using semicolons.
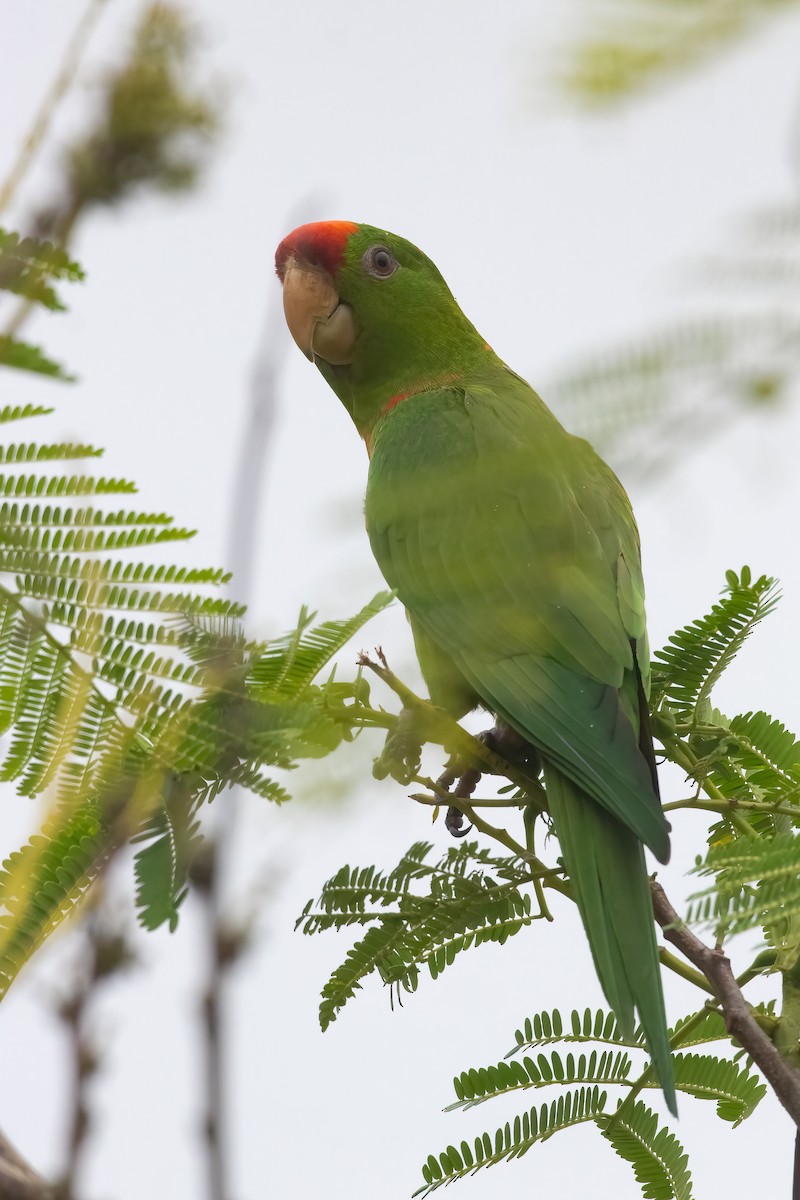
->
364;375;675;1113
279;221;676;1114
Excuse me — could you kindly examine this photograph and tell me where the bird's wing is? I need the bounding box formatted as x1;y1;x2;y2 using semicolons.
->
366;382;668;860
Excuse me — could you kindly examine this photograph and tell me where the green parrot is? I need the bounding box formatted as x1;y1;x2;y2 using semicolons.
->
275;220;676;1114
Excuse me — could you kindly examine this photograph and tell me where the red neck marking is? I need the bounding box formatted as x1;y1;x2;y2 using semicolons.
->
363;372;464;457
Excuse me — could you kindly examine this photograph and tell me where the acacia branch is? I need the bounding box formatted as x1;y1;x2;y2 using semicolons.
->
0;1131;51;1200
651;880;800;1125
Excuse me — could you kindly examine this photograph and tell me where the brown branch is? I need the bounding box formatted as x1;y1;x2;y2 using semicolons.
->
191;842;249;1200
651;880;800;1124
0;1131;52;1200
53;913;135;1200
201;856;228;1200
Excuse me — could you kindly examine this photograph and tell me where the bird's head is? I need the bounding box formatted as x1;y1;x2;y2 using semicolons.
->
275;220;489;439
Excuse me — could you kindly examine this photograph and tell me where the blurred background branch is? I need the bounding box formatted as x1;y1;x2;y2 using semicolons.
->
546;0;800;483
0;5;226;1197
0;1132;51;1200
196;192;321;1200
52;909;136;1200
36;1;220;242
4;2;222;340
559;0;800;106
0;0;108;221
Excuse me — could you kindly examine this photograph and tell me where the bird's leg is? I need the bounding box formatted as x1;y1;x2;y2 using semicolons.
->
441;764;481;837
438;721;542;838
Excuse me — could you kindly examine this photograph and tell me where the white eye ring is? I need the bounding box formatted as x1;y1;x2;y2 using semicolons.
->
363;245;398;278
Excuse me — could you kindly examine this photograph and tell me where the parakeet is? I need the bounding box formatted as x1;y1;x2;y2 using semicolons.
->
275;220;676;1113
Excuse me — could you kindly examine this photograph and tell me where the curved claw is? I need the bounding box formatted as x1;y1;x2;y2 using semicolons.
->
437;719;541;839
445;806;473;838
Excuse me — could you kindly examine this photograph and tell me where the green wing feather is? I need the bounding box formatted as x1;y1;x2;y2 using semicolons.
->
365;373;676;1113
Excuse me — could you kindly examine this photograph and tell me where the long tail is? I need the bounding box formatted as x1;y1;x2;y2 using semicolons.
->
546;766;677;1116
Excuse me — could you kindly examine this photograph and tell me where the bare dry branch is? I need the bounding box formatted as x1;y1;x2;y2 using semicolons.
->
651;879;800;1125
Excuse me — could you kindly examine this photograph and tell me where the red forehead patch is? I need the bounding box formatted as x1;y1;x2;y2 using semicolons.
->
275;220;359;281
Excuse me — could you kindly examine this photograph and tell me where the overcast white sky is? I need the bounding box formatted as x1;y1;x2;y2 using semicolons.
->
2;2;800;1198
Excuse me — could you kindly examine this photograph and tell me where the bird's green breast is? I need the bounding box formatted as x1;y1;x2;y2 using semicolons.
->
365;376;634;689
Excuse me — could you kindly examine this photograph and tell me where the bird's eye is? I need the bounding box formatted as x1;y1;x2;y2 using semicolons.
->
363;245;398;278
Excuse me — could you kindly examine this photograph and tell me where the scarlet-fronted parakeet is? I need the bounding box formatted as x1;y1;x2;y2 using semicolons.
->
275;220;676;1113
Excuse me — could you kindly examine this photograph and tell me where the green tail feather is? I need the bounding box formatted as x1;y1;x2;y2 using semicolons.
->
546;767;677;1117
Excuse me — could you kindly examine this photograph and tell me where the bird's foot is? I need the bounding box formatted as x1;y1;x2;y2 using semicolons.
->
438;722;541;838
439;765;479;838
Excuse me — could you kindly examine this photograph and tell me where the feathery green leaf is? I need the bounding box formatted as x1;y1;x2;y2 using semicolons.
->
652;568;779;722
415;1087;608;1195
599;1102;693;1200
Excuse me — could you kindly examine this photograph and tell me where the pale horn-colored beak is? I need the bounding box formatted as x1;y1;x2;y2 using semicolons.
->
281;260;357;366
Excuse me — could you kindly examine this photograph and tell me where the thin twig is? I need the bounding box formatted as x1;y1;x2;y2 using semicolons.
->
412;773;567;892
736;948;778;989
0;0;108;218
664;740;761;840
663;796;800;820
658;947;716;994
410;791;526;809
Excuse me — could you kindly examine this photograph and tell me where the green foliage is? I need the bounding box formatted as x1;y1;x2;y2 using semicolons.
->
0;229;83;309
650;567;779;722
447;1046;633;1110
413;1087;608;1196
508;1006;637;1052
248;592;393;703
688;837;800;937
64;4;220;216
0;404;55;424
413;1005;764;1197
132;779;202;931
0;795;109;996
0;443;102;464
666;1009;729;1051
0;335;73;380
560;0;800;105
0;226;81;379
668;1053;765;1123
297;840;539;1030
598;1102;693;1200
549;315;798;482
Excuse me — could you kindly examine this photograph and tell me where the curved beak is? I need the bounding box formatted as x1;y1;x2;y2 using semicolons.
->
281;260;356;366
